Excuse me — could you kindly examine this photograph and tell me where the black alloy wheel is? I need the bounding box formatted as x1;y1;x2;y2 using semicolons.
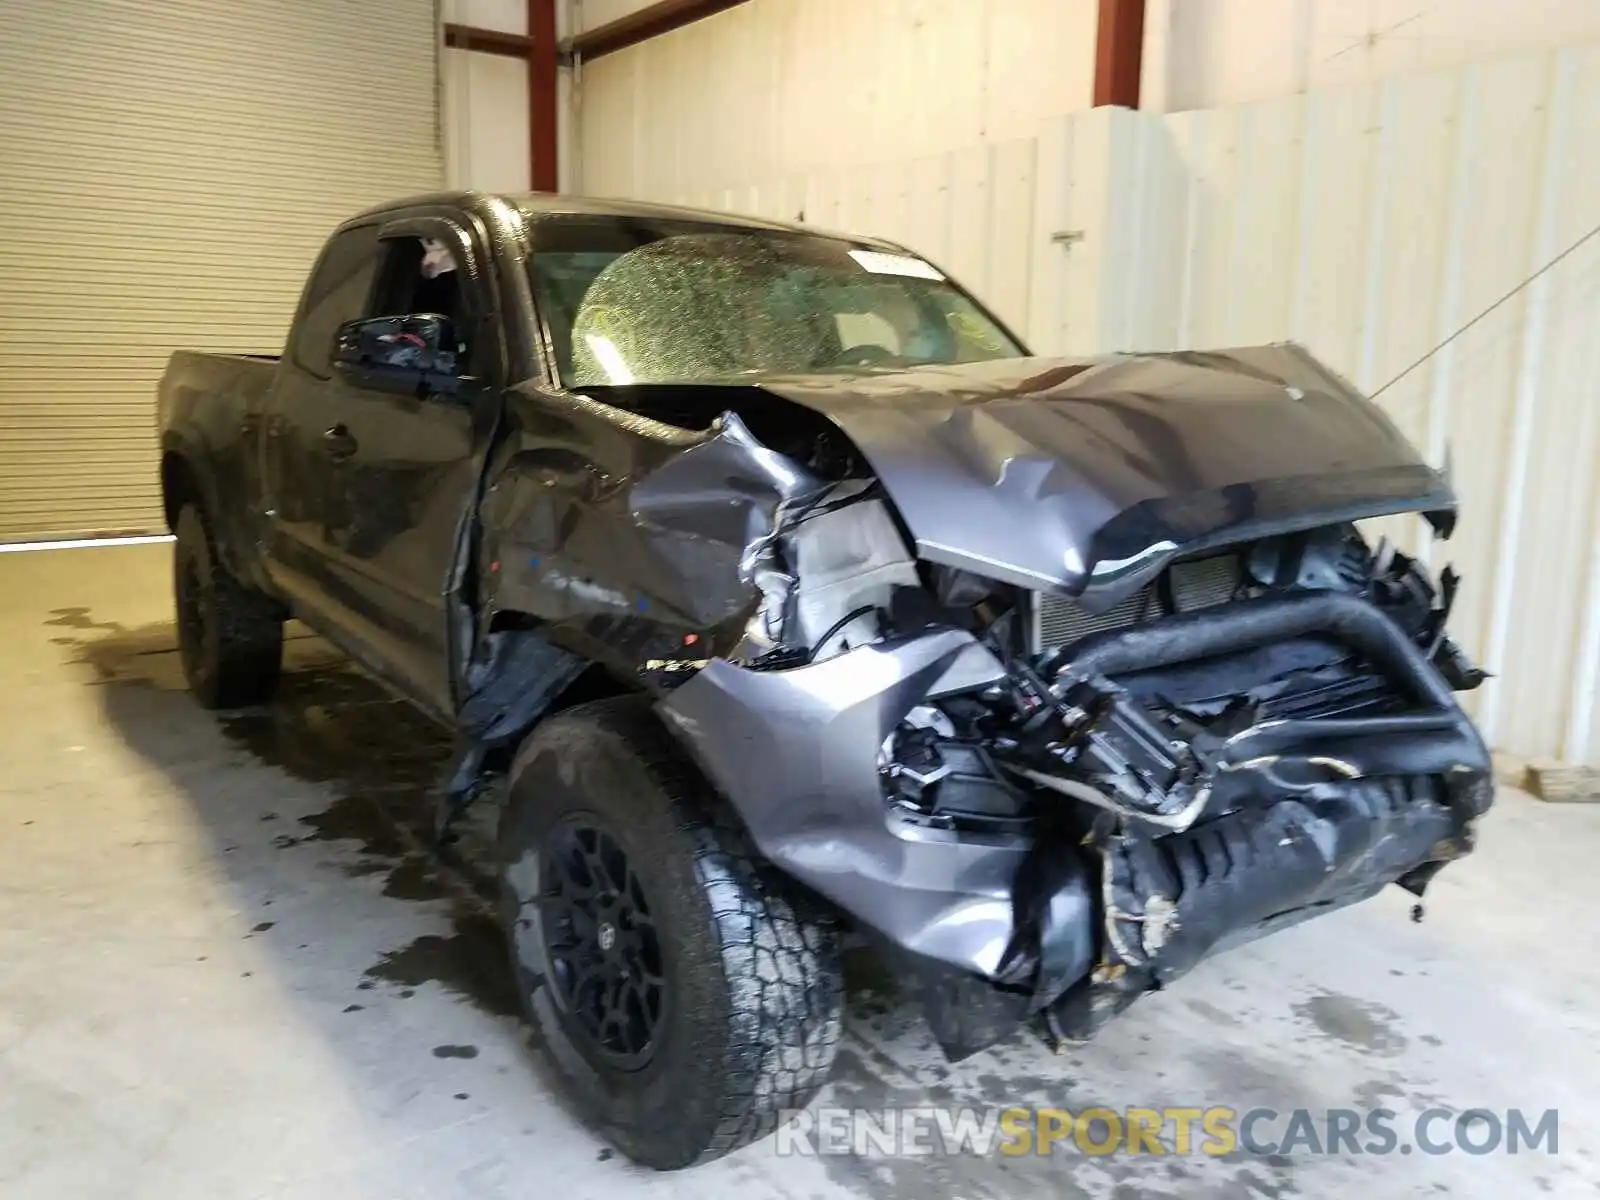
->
497;696;843;1169
539;818;665;1069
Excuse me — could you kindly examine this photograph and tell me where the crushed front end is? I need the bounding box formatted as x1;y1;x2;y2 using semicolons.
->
973;530;1490;1045
661;502;1491;1059
473;347;1495;1060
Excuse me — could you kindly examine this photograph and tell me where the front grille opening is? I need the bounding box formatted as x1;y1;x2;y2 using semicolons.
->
1032;554;1244;653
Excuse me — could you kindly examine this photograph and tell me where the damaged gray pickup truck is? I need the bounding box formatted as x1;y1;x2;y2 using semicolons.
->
158;192;1492;1169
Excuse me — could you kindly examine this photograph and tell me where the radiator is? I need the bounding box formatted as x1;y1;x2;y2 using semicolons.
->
1032;555;1244;653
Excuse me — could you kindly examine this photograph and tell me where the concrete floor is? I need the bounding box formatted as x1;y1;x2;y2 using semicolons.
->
1;543;1597;1200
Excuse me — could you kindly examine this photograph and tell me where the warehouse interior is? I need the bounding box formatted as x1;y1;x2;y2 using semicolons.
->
2;1;1599;1196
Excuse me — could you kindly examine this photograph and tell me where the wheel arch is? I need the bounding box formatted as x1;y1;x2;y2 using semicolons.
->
160;444;206;532
159;432;265;592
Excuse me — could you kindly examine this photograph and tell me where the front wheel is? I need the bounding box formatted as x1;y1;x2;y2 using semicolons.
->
498;697;843;1169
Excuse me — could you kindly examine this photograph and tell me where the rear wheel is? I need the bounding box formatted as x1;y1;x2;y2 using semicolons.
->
173;504;283;708
498;696;843;1169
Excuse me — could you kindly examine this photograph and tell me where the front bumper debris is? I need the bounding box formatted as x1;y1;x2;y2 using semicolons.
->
658;629;1057;979
659;586;1490;1060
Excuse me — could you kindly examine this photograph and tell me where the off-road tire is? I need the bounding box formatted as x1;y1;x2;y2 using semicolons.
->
498;696;843;1169
173;504;283;708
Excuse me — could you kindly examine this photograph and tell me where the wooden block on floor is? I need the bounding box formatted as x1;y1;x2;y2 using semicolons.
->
1492;752;1528;788
1525;760;1600;803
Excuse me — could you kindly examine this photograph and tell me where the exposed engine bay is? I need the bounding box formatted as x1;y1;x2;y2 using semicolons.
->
469;346;1493;1059
661;485;1489;1056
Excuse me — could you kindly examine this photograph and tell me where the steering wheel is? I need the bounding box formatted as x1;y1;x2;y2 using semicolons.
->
828;343;900;368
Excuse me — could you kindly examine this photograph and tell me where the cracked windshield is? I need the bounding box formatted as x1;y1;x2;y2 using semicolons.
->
530;218;1025;387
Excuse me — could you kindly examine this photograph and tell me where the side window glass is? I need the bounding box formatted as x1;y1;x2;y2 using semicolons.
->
290;225;380;377
529;251;620;385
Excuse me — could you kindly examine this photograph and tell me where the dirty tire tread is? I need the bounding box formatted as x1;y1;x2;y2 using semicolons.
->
174;504;283;709
498;696;843;1169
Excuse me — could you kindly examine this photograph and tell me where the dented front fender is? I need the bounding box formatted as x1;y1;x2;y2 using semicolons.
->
654;629;1085;981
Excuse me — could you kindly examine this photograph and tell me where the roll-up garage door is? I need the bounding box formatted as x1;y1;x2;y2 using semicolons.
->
0;0;444;541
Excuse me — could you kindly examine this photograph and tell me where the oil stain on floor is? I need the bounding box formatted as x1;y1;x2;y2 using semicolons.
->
57;616;517;1023
1292;994;1410;1057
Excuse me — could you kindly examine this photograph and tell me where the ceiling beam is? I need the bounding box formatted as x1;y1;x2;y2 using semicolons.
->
570;0;748;61
1092;0;1146;108
442;22;533;58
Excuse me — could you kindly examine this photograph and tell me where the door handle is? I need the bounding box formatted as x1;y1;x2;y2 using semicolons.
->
322;424;358;460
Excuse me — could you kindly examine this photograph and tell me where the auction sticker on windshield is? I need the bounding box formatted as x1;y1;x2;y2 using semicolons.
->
848;248;946;280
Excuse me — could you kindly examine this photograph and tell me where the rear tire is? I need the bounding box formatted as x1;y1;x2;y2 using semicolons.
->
498;696;842;1169
173;504;283;708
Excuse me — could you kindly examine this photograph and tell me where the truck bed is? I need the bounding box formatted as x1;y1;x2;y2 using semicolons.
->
157;350;279;440
156;349;283;568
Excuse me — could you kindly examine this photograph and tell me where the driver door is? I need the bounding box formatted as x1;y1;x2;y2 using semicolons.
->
266;217;498;715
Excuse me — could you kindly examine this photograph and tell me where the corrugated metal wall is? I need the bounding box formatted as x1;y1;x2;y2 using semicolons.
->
1145;0;1600;111
0;0;443;542
584;42;1600;766
442;47;532;193
1114;44;1600;769
575;0;1098;201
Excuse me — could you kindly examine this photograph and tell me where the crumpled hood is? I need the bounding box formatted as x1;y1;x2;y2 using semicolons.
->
756;343;1454;605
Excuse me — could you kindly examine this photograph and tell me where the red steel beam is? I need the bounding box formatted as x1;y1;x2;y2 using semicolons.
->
442;22;532;57
571;0;748;61
1092;0;1145;108
444;13;560;191
529;0;560;191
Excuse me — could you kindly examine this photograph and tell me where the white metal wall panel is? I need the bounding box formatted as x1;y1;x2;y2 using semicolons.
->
1147;0;1600;112
442;47;532;193
444;0;527;30
1112;45;1600;766
574;0;1097;200
0;0;443;541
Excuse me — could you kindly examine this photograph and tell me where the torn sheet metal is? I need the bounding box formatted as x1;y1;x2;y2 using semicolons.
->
445;406;827;835
1045;774;1477;1042
463;333;1493;1064
478;400;822;677
741;485;920;661
658;629;1028;978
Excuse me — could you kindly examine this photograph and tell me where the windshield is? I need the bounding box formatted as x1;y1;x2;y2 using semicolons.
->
527;215;1024;387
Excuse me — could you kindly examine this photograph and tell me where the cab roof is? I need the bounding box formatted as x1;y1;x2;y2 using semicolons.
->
346;190;900;250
